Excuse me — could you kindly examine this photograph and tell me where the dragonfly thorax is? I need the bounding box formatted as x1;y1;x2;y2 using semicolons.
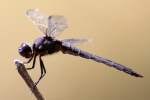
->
33;36;61;56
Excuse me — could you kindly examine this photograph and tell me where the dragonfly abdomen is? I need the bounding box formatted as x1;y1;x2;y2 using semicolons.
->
61;43;143;77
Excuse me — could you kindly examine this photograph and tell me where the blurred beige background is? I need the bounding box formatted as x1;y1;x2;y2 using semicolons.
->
0;0;149;100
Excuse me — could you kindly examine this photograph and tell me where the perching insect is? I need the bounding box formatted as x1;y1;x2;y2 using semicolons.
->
18;9;143;85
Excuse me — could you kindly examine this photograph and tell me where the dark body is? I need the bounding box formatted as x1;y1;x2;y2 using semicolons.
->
19;35;143;85
33;36;61;56
37;36;143;74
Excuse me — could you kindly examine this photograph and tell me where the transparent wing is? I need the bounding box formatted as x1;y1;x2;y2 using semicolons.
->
26;9;68;37
62;38;89;46
47;15;68;37
26;9;48;34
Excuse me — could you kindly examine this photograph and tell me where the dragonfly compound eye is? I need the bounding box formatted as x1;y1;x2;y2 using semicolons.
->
18;43;33;58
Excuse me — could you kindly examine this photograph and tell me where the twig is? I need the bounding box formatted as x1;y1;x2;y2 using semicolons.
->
14;59;45;100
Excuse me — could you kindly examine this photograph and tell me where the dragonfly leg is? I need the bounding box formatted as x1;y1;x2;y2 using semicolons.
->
34;55;46;86
23;55;33;64
26;54;37;70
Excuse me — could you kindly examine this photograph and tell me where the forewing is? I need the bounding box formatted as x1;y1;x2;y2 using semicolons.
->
26;9;48;34
47;15;68;37
62;38;89;46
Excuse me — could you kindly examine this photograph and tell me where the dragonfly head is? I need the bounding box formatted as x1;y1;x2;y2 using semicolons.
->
18;43;33;58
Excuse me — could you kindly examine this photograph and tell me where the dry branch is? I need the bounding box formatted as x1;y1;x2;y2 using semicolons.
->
14;59;45;100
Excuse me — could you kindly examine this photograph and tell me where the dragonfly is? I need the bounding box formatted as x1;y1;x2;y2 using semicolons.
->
18;9;143;86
